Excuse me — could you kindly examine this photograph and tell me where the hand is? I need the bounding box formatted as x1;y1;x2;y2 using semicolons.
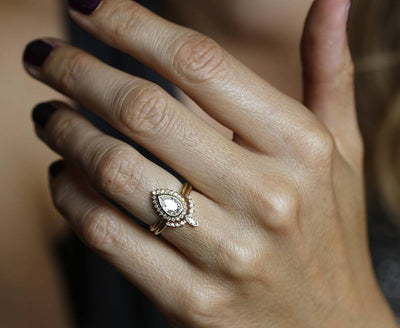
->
23;0;397;326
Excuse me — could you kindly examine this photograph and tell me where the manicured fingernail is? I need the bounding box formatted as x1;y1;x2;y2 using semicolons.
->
32;102;58;129
23;40;54;67
49;161;64;179
69;0;102;15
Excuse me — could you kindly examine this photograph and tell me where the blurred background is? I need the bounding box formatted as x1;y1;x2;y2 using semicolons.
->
0;0;71;326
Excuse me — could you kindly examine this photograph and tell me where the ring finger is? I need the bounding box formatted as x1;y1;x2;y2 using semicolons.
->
33;101;235;265
48;162;201;320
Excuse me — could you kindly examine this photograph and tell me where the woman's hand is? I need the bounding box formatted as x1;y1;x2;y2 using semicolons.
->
23;0;397;326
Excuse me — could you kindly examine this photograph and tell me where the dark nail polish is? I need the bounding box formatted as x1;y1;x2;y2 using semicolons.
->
49;161;64;179
32;102;58;129
69;0;102;15
23;40;54;67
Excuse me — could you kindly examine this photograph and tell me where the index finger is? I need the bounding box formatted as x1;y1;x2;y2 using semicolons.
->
68;0;317;155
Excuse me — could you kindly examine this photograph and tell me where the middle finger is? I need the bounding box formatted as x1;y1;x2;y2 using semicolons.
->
23;39;256;200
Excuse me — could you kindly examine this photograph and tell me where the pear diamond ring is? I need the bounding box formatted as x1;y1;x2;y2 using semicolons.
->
150;182;199;235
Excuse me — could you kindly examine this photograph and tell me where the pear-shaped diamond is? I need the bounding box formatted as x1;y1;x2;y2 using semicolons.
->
157;195;184;217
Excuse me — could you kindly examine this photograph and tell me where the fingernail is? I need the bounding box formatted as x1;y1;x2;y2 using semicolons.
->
23;40;54;67
344;2;351;26
69;0;102;15
32;102;58;129
49;161;64;179
346;0;352;18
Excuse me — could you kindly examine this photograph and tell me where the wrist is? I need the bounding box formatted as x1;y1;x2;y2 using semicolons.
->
326;289;398;328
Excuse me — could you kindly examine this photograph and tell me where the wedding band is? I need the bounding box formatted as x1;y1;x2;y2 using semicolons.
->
150;182;199;235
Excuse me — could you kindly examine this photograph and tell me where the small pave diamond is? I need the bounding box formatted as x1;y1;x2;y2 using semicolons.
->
186;216;199;227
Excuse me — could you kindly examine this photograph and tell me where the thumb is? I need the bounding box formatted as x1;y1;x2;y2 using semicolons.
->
301;0;362;164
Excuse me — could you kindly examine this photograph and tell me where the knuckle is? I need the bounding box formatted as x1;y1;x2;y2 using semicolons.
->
303;126;335;164
172;33;229;84
268;188;300;231
118;84;176;139
180;287;225;327
78;205;122;254
217;239;266;280
252;177;300;232
93;144;145;196
58;50;89;91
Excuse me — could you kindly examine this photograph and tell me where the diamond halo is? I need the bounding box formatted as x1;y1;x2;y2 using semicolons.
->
152;188;199;228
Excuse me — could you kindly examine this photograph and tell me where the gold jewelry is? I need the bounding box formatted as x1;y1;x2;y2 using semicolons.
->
150;182;198;235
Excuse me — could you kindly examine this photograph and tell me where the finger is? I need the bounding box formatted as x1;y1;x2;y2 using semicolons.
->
34;101;238;266
301;0;362;164
48;160;198;319
23;40;254;199
66;0;316;155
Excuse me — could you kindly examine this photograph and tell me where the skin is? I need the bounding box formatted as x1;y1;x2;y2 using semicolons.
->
163;0;313;101
163;0;313;139
11;0;400;326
